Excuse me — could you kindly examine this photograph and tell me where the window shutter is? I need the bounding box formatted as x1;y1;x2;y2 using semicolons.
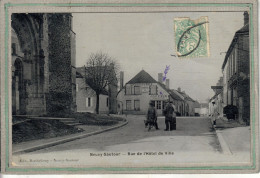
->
149;86;151;95
156;85;158;95
86;98;88;108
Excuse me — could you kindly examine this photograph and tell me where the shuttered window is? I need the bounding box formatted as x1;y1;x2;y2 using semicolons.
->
134;100;140;111
150;85;157;95
134;86;141;95
126;85;131;95
126;100;131;110
86;97;92;107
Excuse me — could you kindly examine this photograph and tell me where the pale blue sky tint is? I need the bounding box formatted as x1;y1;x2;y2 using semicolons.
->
73;12;244;103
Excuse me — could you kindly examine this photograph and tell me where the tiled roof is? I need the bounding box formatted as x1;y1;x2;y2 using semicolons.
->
170;89;185;100
169;90;184;101
76;67;109;95
222;23;249;69
237;23;249;34
127;70;158;84
168;89;184;101
176;90;195;102
76;67;85;78
157;83;184;101
125;70;185;101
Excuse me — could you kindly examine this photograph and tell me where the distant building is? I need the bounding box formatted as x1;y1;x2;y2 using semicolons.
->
11;14;76;115
200;103;209;116
117;70;186;115
221;11;250;124
176;87;196;116
168;89;186;116
76;67;117;114
209;77;224;117
193;100;201;116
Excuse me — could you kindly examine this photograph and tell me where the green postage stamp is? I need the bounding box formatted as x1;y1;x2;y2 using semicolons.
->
174;16;210;58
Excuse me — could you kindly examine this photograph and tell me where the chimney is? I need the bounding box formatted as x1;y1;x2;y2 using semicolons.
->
120;71;124;90
178;87;181;92
244;11;249;25
166;79;170;89
158;73;163;83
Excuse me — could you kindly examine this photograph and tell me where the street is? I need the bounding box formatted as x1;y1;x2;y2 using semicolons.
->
33;115;221;153
12;115;251;167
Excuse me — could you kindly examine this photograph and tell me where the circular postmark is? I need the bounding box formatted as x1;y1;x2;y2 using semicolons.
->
176;21;209;57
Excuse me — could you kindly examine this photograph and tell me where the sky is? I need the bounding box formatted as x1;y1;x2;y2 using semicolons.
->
72;12;245;103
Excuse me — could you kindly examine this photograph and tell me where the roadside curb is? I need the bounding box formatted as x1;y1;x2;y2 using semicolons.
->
209;117;232;155
13;119;128;154
215;129;232;155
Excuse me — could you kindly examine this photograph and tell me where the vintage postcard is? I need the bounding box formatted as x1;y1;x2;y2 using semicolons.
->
0;0;259;174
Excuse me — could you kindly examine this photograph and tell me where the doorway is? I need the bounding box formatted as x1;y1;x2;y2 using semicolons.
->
12;59;26;115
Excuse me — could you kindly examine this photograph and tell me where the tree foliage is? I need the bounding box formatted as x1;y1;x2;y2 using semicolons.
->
84;51;119;114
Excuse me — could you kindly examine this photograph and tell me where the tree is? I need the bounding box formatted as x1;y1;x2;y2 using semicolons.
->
84;52;119;114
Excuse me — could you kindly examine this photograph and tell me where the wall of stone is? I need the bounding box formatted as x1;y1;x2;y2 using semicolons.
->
76;78;109;113
71;29;77;112
11;13;76;116
118;83;171;115
11;14;46;115
237;34;250;124
47;14;75;114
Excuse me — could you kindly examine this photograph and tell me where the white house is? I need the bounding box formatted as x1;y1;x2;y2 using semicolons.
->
76;68;109;114
117;70;184;115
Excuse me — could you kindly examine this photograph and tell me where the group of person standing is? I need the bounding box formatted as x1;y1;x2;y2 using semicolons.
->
145;100;177;131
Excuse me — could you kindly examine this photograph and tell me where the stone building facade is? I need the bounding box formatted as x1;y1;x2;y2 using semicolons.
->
176;87;196;116
168;89;186;116
76;66;118;114
209;77;224;117
221;11;250;124
76;69;110;114
117;70;186;115
11;13;76;115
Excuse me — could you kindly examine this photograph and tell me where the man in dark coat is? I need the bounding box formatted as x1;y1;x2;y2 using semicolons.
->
171;103;177;130
163;101;176;131
145;101;159;130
